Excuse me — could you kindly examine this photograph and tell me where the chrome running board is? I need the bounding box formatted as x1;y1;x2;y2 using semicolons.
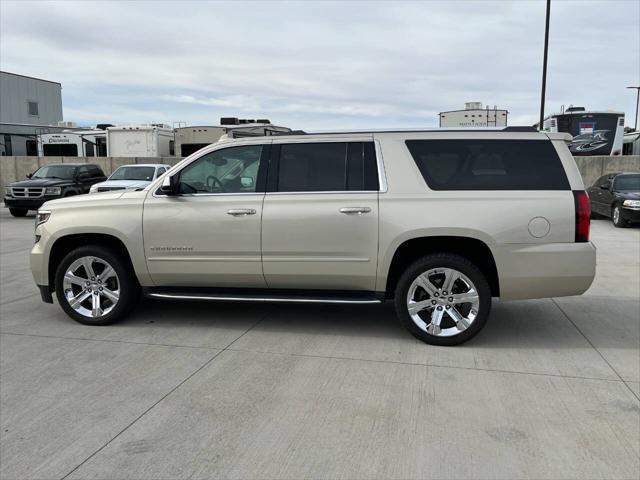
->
146;289;383;305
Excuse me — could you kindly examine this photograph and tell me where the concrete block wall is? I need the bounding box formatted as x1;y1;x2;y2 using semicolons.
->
574;156;640;188
1;155;639;190
0;156;183;187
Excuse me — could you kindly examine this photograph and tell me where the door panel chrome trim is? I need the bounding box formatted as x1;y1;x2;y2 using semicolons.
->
147;292;381;304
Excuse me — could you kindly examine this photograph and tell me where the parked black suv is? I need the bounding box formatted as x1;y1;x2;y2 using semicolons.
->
3;163;107;217
587;172;640;227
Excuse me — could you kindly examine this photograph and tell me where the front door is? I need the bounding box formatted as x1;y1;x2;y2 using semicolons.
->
261;140;380;291
143;143;269;287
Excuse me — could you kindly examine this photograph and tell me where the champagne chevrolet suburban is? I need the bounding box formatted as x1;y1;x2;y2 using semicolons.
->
30;128;596;346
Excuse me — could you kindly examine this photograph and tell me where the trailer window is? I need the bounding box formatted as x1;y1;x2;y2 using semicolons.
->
85;143;95;157
42;144;78;156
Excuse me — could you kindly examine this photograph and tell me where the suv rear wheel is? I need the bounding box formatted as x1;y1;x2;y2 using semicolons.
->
54;245;139;325
9;208;28;217
394;253;491;346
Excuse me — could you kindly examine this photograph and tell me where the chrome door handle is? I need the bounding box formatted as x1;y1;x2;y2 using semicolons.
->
227;209;256;217
339;207;371;215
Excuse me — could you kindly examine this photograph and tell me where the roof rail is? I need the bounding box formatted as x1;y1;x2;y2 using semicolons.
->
503;126;538;132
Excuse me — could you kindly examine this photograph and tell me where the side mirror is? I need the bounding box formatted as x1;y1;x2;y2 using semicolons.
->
26;173;33;179
160;175;178;195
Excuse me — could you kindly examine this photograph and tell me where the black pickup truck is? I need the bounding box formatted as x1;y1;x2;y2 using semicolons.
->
3;163;107;217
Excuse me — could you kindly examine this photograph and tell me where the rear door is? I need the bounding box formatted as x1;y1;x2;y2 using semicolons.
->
261;139;380;291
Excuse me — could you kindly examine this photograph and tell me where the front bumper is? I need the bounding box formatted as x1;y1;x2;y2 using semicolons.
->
620;207;640;223
4;195;61;210
494;241;596;301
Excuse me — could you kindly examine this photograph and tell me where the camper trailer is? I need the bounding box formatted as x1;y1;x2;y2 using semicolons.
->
37;129;107;157
623;131;640;155
540;107;625;156
174;118;292;157
106;125;175;157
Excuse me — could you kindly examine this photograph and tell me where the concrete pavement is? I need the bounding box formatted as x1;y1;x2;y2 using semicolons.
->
1;209;638;479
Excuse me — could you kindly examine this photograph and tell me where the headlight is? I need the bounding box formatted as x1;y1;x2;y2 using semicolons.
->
4;187;12;197
44;187;61;195
623;200;640;208
35;210;51;228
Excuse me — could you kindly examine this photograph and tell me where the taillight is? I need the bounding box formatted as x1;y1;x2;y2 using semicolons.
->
573;190;590;242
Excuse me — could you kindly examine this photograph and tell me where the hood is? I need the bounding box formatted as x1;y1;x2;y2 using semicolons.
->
9;178;74;188
92;179;151;189
42;191;126;209
615;191;640;200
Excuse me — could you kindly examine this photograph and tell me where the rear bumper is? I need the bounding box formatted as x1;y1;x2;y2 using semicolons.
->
494;242;596;301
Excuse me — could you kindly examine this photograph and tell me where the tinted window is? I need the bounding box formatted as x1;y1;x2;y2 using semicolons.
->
178;145;264;194
613;174;640;191
405;139;569;190
32;165;77;179
85;143;95;157
277;142;378;192
278;143;347;192
347;142;379;191
42;144;78;156
28;101;39;116
110;166;156;181
89;166;104;177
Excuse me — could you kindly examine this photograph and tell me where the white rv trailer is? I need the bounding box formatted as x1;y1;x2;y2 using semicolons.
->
623;131;640;155
106;124;175;157
540;107;625;156
37;129;108;157
174;118;292;157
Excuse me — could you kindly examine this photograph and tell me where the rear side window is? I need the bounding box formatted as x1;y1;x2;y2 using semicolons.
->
276;142;378;192
405;139;570;190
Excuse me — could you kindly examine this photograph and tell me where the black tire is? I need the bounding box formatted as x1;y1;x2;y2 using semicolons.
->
394;253;492;346
54;245;139;325
9;208;28;217
612;205;628;228
64;191;76;197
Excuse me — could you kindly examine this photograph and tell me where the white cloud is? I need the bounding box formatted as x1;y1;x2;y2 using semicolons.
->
1;0;638;130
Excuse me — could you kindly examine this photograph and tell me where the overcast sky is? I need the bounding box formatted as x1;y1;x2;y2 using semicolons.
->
1;0;638;130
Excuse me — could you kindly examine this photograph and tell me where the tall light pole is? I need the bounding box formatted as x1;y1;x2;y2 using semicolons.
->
539;0;551;130
627;86;640;131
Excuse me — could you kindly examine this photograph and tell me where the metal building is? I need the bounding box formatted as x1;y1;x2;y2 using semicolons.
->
0;71;65;155
439;102;508;128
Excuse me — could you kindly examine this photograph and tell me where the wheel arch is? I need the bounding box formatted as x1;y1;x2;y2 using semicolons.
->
382;235;500;299
48;233;138;292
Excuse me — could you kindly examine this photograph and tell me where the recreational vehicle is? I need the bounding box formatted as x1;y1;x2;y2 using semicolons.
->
540;107;625;156
37;129;107;157
174;118;292;157
623;131;640;155
106;125;174;157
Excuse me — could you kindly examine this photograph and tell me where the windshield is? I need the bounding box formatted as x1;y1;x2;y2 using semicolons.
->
614;175;640;191
109;166;156;181
32;165;77;179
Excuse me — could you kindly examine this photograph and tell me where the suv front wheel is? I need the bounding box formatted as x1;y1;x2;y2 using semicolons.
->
394;253;492;346
54;245;139;325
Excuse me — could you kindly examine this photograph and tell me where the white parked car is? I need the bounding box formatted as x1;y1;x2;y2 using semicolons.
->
89;164;171;193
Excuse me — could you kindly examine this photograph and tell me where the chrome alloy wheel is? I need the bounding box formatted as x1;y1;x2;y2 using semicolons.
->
406;267;480;337
62;256;120;318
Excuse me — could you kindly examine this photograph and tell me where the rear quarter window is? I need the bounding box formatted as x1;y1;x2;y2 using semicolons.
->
405;139;570;190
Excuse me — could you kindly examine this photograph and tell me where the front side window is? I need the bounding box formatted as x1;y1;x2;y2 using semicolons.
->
405;139;570;190
32;165;77;179
178;145;264;194
110;166;156;181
